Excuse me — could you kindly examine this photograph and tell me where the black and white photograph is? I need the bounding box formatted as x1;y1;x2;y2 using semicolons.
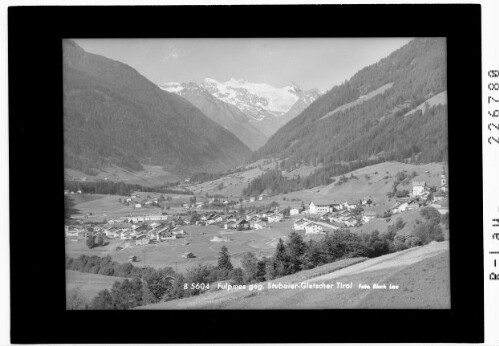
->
63;37;451;310
8;3;489;344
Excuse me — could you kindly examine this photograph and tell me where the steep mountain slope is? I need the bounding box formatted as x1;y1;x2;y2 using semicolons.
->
164;78;322;137
63;40;252;177
160;82;268;150
253;38;447;172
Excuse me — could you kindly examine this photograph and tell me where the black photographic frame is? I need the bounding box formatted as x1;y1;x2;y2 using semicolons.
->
9;4;483;343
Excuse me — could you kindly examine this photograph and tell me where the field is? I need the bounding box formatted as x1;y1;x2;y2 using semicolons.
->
65;165;179;186
353;209;422;236
403;90;447;117
70;194;135;221
65;218;305;273
66;270;123;301
140;240;449;309
186;159;278;197
320;82;394;121
69;192;194;222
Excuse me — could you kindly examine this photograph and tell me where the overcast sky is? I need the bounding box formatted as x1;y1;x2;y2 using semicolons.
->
74;38;412;91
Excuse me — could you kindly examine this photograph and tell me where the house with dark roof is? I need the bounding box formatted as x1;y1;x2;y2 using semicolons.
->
236;219;250;230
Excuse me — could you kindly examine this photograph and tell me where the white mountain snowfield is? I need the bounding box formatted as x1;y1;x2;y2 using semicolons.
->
203;78;301;116
160;78;322;122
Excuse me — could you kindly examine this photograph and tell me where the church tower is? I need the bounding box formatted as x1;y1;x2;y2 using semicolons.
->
441;172;447;186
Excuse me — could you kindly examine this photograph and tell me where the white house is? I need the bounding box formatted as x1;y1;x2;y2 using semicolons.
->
330;203;342;211
437;207;449;215
309;202;331;214
305;222;324;234
430;202;449;215
343;202;358;210
104;227;119;238
267;214;282;223
224;221;236;229
249;197;256;202
245;211;259;221
390;202;409;214
441;173;447;186
304;221;339;235
135;235;150;246
293;219;310;231
145;215;168;221
251;221;266;230
412;181;427;196
289;208;300;216
149;222;161;229
65;227;79;238
135;203;142;208
341;217;357;227
361;211;376;223
121;231;132;240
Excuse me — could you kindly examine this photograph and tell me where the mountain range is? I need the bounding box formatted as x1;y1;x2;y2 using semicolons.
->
64;37;447;185
159;82;268;150
63;40;252;177
161;78;322;137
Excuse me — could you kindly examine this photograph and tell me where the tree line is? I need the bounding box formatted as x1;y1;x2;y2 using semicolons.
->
64;180;193;196
242;158;384;197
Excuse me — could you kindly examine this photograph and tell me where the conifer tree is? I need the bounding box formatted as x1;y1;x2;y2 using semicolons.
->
86;234;95;249
286;232;307;274
217;246;233;271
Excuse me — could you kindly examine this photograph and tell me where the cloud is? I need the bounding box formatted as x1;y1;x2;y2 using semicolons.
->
162;45;179;63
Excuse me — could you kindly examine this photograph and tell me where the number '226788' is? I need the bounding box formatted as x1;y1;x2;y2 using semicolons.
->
488;70;499;145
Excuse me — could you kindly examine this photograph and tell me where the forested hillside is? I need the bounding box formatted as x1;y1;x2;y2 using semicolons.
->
63;40;251;177
253;38;447;171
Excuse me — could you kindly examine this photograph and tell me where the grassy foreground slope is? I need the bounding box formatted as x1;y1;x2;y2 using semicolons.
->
66;270;124;301
140;241;449;309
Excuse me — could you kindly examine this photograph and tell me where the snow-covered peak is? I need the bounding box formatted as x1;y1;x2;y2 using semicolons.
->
200;77;302;115
160;78;322;122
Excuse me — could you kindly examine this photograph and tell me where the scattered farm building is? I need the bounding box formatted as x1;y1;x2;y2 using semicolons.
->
267;214;283;223
412;181;427;196
293;219;310;231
